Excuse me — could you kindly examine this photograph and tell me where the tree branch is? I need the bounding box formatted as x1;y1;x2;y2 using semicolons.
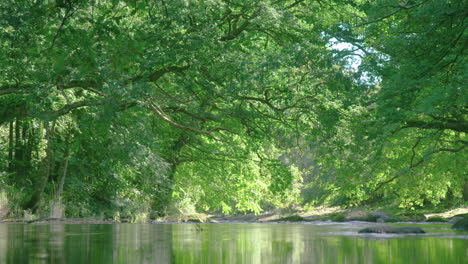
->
38;99;106;120
1;80;105;97
146;101;235;135
375;143;467;191
50;4;76;49
404;119;468;133
220;9;259;41
354;0;430;27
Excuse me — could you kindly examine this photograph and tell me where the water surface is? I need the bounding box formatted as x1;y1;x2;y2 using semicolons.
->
0;222;466;263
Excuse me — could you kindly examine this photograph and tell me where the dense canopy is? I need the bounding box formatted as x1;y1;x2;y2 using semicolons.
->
0;0;466;219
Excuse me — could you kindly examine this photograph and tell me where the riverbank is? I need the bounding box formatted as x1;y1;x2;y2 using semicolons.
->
1;206;466;225
207;206;468;224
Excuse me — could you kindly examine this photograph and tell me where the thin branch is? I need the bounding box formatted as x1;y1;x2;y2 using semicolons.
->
1;80;105;97
287;0;305;9
50;5;76;49
410;137;422;167
354;0;430;27
220;9;259;41
39;99;106;120
166;106;214;122
146;101;235;135
132;65;190;83
375;143;467;191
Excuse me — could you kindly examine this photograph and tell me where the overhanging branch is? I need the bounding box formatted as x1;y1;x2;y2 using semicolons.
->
404;119;468;133
374;143;467;191
38;99;106;120
146;101;235;135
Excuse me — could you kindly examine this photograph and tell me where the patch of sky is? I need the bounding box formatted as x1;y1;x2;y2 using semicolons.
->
328;38;363;71
328;38;380;85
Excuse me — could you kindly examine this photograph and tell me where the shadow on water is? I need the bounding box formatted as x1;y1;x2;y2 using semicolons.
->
0;222;466;263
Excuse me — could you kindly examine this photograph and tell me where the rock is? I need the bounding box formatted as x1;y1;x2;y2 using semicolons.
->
328;210;398;222
451;217;468;231
370;210;399;222
448;216;464;224
370;210;391;219
344;210;372;221
358;226;425;234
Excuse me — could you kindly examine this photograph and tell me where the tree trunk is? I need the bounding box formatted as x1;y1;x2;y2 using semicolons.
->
25;121;56;211
24;121;34;167
13;118;21;173
155;133;188;215
463;179;468;202
56;134;71;199
7;121;13;171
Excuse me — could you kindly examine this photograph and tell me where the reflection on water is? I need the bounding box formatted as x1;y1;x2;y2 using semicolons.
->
0;222;466;263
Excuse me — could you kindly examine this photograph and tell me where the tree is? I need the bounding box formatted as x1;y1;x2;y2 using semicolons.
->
312;0;467;207
0;0;355;215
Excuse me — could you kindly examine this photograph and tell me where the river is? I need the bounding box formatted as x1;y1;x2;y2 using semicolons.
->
0;221;466;263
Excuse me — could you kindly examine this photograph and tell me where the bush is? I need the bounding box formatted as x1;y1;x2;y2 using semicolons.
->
425;216;448;222
331;213;345;222
276;215;305;222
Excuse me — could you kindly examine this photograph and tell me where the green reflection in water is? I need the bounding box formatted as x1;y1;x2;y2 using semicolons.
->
0;223;466;263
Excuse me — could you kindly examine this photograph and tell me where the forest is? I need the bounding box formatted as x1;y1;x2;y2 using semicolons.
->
0;0;466;221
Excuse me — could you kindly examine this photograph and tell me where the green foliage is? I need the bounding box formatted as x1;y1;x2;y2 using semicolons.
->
1;0;338;217
275;215;305;222
303;0;467;209
426;216;448;223
330;213;345;222
172;144;303;214
0;0;465;217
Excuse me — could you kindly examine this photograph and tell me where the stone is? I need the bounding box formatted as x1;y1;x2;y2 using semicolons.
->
369;210;399;222
448;216;464;224
451;217;468;231
370;210;391;219
358;226;425;234
344;210;371;221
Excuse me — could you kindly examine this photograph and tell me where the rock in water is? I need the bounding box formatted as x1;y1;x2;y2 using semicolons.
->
448;216;463;224
451;217;468;231
359;226;425;234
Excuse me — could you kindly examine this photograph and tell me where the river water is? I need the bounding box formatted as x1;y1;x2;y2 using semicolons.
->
0;222;466;263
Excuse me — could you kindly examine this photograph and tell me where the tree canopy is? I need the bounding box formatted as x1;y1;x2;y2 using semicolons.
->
0;0;466;218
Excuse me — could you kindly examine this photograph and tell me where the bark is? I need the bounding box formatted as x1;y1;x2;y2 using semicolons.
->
24;121;34;166
25;121;55;210
153;133;189;215
14;119;21;171
464;180;468;202
8;121;13;171
404;119;468;133
56;134;71;199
